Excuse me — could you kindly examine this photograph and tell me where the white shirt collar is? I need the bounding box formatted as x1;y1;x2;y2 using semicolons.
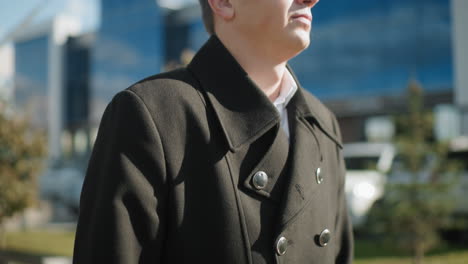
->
273;69;298;110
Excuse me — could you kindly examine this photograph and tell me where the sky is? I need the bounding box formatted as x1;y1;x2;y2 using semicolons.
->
0;0;196;44
0;0;196;88
1;0;98;43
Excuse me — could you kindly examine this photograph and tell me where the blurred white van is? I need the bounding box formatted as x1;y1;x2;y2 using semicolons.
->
344;137;468;227
343;142;396;226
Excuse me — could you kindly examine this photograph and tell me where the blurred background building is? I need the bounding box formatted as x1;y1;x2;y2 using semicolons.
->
0;0;466;222
90;0;165;131
13;16;81;162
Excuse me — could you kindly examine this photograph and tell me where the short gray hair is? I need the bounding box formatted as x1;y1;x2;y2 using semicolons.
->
198;0;215;35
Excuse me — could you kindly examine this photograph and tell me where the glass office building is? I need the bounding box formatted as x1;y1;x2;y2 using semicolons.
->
89;0;455;142
63;34;95;158
162;0;453;102
14;35;49;130
14;16;82;160
91;0;165;127
165;4;208;64
289;0;453;100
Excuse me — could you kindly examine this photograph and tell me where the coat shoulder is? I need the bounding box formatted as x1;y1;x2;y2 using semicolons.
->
126;67;203;103
118;67;207;119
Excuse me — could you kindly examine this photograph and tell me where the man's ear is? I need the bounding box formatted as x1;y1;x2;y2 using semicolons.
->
208;0;235;21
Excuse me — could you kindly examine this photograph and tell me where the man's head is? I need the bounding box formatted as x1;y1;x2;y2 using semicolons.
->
200;0;320;61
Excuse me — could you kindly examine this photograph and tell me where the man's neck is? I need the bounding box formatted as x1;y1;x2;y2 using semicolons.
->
216;32;288;102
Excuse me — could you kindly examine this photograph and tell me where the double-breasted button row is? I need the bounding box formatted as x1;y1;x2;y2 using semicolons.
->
253;167;322;189
275;229;331;256
276;229;331;256
252;171;268;190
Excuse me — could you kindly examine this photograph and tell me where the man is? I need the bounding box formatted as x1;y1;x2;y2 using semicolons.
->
73;0;354;263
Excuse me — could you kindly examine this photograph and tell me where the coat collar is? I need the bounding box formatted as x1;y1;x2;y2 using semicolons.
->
187;35;342;151
286;70;343;149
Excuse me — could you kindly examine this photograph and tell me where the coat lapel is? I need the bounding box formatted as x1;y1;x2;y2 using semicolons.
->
276;80;344;228
187;35;292;202
187;35;280;152
187;35;344;226
276;89;323;228
240;125;290;202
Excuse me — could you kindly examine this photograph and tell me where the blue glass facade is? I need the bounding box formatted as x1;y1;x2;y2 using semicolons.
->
65;35;93;129
91;0;164;123
289;0;453;100
90;0;453;122
161;0;453;101
165;6;208;64
14;35;49;130
186;18;208;53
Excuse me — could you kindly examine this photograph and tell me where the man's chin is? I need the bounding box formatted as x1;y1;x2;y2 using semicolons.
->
288;34;310;53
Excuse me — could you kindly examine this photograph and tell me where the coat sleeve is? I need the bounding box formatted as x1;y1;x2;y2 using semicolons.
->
73;90;168;263
331;115;354;264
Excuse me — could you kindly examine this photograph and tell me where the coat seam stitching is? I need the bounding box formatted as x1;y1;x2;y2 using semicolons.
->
225;153;253;264
123;89;168;178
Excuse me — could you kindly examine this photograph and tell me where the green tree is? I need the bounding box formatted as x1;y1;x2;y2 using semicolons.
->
367;80;460;264
0;102;47;247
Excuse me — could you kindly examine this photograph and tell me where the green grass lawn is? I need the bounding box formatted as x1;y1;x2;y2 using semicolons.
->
355;252;468;264
3;230;75;257
1;230;468;263
354;239;468;264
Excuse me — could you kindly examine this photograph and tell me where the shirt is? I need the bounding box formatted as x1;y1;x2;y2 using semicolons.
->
272;69;298;140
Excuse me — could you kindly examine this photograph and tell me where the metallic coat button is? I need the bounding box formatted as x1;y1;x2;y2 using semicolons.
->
316;167;324;184
318;229;331;247
276;236;288;255
252;171;268;190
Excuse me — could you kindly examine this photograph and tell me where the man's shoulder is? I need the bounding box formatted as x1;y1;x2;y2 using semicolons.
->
105;67;208;129
115;67;208;113
126;67;200;99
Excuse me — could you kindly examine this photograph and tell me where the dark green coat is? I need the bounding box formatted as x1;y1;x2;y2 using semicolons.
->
73;36;353;264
